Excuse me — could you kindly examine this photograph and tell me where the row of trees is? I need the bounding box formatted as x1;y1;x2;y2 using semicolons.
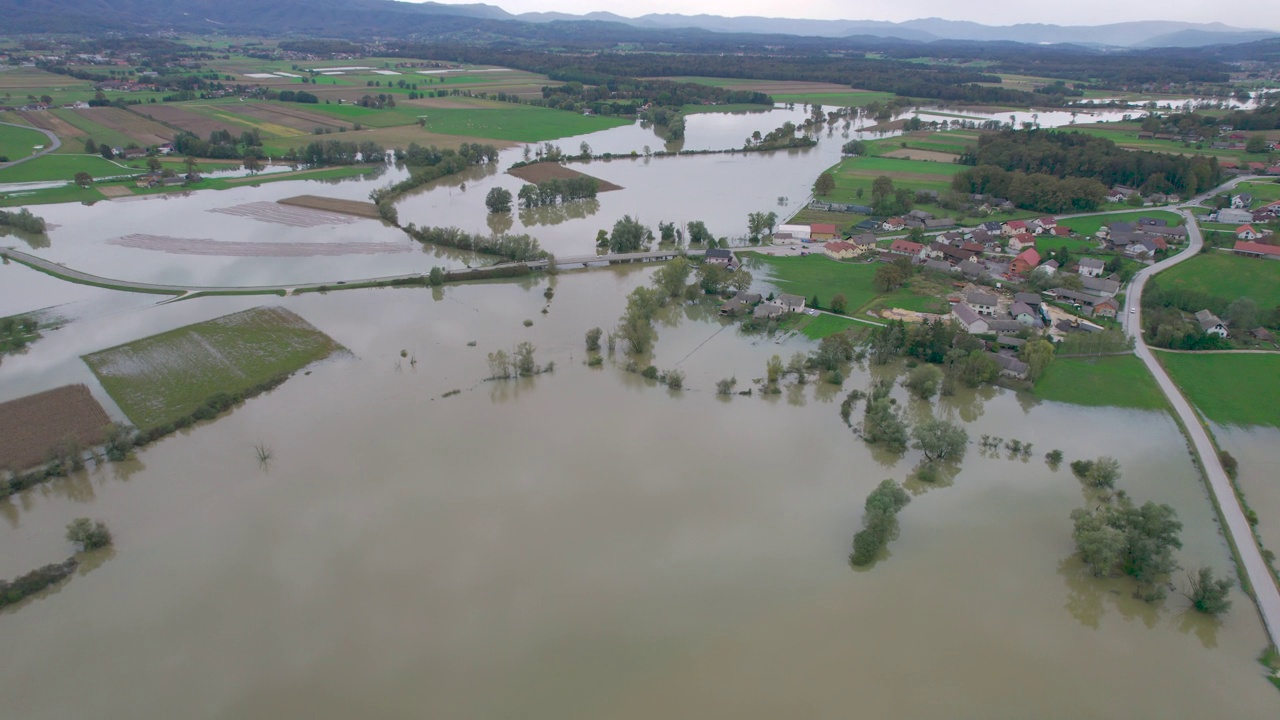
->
960;129;1223;200
1069;457;1231;613
951;165;1107;214
515;176;600;209
0;208;48;234
401;225;547;262
849;480;912;567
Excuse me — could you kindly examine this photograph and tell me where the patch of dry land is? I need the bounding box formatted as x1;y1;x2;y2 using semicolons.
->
0;384;110;472
882;148;961;162
278;195;382;219
82;307;343;431
506;163;623;192
208;201;362;227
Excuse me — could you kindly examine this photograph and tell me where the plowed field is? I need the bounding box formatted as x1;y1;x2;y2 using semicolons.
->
0;384;110;471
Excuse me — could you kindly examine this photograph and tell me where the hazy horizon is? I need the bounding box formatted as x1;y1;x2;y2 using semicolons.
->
424;1;1280;32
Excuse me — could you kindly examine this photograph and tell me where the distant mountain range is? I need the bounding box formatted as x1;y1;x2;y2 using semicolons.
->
0;0;1275;49
514;13;1278;48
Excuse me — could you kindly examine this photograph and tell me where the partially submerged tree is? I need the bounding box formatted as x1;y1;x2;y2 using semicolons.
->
911;419;968;463
65;518;112;551
1184;567;1233;616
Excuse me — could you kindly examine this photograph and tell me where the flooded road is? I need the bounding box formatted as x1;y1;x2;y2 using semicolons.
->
0;264;1277;718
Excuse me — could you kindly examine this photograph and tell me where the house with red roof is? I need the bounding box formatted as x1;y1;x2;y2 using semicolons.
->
810;223;838;241
1237;224;1261;240
1033;216;1057;233
882;217;905;232
1233;240;1280;258
1010;247;1041;275
1050;226;1072;237
1007;232;1036;252
1002;220;1028;236
888;239;924;257
822;241;859;260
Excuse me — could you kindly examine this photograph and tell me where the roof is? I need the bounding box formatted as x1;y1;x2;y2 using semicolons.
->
776;293;806;308
952;303;984;327
1010;302;1036;318
889;239;923;254
1237;224;1257;234
753;304;784;319
1078;257;1106;269
966;290;998;306
824;241;856;253
988;352;1029;376
924;259;953;273
1051;226;1071;236
988;319;1024;333
1013;248;1041;268
810;223;837;234
1014;292;1041;305
1081;276;1121;296
1011;232;1035;245
1234;240;1280;256
706;248;734;260
1005;220;1027;230
1195;309;1224;331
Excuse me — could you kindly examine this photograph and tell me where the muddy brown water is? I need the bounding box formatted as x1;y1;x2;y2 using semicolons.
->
0;264;1278;718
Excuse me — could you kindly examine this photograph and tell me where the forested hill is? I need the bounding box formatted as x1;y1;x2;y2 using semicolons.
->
0;0;1255;92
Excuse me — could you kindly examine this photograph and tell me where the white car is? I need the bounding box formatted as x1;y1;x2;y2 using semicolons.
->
807;309;817;316
1130;308;1136;314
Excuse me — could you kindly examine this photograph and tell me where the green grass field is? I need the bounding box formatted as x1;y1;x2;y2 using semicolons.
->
298;101;630;142
1158;252;1280;308
0;153;139;183
1232;181;1280;207
1032;355;1168;411
1034;236;1098;255
48;109;140;151
797;313;862;340
0;182;103;208
1059;210;1182;238
1159;352;1280;428
773;91;897;107
746;253;883;312
83;306;343;430
414;106;630;142
0;123;50;161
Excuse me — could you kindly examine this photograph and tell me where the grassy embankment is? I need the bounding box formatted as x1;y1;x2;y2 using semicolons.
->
1157;252;1280;309
83;306;343;431
1159;353;1280;428
1032;355;1169;411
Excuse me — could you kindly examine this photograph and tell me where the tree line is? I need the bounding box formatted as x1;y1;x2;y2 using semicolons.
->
952;129;1222;213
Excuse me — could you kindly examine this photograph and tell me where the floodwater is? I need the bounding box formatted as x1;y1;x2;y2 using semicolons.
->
1213;424;1280;555
9;105;880;289
10;99;1199;291
0;262;1278;718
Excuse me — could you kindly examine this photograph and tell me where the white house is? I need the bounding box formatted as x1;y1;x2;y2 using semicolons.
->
775;224;810;243
1216;208;1255;225
952;303;989;334
965;290;998;316
769;293;806;313
1236;224;1261;240
1078;257;1105;278
1196;309;1228;337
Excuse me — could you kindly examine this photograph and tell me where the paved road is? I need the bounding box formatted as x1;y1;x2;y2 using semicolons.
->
1124;206;1280;649
0;120;61;171
0;247;703;296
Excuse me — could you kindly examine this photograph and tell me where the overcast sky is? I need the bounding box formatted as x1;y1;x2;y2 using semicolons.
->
430;0;1280;30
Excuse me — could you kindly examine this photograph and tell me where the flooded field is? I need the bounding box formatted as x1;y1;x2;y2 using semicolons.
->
0;263;1277;718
